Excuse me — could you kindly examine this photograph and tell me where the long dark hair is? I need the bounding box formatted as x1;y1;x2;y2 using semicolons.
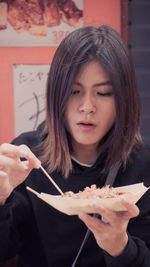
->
37;25;143;178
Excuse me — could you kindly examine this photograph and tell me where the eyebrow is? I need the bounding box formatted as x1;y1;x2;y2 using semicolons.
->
74;81;112;87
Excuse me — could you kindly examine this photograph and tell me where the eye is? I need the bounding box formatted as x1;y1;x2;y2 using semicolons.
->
97;92;113;96
72;90;80;95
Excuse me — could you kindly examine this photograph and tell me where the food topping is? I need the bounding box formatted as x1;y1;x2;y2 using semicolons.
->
64;184;126;199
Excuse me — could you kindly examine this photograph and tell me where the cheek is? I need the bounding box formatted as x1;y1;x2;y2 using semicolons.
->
111;104;116;122
64;111;69;131
64;103;74;130
104;100;116;116
104;101;116;126
65;100;77;118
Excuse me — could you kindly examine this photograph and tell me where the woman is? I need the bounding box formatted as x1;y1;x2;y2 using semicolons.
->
0;25;150;267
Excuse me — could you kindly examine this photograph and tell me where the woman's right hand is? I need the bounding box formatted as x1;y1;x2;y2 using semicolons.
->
0;143;41;204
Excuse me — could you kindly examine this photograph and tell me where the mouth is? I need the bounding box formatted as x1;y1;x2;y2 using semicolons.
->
77;121;96;127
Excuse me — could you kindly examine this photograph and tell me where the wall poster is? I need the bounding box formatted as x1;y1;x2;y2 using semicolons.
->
0;0;83;46
13;64;49;136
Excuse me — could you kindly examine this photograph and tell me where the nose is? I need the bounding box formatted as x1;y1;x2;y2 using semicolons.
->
79;94;96;114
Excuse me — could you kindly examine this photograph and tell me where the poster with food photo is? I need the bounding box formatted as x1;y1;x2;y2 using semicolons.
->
0;0;83;46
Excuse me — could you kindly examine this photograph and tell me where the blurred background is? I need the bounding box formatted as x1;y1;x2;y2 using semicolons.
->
129;0;150;144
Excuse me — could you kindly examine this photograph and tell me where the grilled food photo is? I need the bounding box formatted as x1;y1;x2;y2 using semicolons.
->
0;0;83;36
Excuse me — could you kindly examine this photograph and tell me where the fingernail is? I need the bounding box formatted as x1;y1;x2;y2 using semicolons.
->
35;159;41;168
120;196;127;201
37;159;41;168
0;170;7;177
78;212;86;220
101;216;109;223
20;149;27;157
120;196;131;204
19;162;28;170
92;202;104;209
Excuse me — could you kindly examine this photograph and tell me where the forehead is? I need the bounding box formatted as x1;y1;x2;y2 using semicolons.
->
75;60;110;83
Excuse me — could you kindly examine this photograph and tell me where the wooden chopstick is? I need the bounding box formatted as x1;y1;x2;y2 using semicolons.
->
40;165;64;196
26;186;41;197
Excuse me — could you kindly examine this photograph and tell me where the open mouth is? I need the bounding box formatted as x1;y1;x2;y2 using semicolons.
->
77;122;96;128
78;122;94;126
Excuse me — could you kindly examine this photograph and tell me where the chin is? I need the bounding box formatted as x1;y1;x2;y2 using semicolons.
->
75;139;99;147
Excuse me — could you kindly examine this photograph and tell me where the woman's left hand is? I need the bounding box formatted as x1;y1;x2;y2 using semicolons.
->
78;199;139;256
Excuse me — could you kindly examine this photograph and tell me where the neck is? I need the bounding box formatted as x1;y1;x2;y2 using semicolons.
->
71;143;99;166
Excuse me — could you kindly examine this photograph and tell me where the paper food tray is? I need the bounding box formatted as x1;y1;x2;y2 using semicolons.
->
26;183;149;215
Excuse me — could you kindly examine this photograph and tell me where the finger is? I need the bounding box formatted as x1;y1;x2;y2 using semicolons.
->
0;143;40;169
78;212;106;232
0;154;28;171
90;199;139;224
89;203;119;225
0;170;7;178
0;143;23;157
0;170;11;203
120;197;139;218
18;144;41;168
